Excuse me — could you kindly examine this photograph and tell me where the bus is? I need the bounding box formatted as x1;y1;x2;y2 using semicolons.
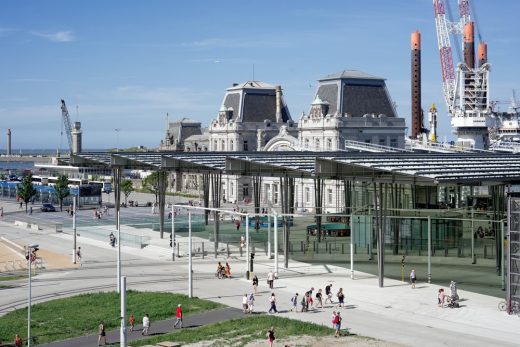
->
89;181;112;193
47;176;88;188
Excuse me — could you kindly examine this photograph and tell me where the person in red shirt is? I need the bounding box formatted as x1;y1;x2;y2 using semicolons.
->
129;314;135;332
173;304;183;328
14;334;23;347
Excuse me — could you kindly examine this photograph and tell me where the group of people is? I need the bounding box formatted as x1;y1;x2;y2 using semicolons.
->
97;305;183;346
438;281;459;308
216;261;232;279
93;206;109;219
242;293;256;313
288;284;346;313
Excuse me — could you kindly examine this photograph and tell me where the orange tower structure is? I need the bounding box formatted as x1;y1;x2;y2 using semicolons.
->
411;31;422;139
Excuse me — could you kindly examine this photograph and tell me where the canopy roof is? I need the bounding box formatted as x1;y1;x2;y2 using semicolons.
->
69;151;520;186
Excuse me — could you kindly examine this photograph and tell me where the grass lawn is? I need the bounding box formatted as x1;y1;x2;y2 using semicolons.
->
0;290;222;345
132;315;334;347
0;274;27;281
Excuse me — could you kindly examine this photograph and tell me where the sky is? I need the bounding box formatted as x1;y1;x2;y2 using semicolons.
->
1;0;519;150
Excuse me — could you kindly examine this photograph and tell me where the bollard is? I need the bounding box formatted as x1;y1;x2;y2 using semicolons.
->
484;245;487;258
202;242;205;259
342;243;344;254
177;242;180;257
227;243;230;257
301;241;304;252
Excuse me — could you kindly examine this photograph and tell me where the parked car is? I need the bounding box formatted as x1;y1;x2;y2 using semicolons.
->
40;203;56;212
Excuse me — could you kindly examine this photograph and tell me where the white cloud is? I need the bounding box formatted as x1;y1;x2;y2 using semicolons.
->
183;37;290;49
32;31;75;42
0;27;17;36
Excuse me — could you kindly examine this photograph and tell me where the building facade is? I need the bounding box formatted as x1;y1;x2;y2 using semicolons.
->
160;70;406;209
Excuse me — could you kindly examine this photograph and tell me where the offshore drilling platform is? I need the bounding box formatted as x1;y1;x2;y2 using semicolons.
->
410;0;518;151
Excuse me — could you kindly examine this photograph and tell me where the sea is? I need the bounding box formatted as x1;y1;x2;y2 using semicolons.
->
0;149;108;171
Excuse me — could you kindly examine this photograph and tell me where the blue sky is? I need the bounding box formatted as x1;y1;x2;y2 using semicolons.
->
1;0;519;149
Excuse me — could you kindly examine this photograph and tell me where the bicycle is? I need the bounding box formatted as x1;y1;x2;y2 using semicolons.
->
498;299;520;316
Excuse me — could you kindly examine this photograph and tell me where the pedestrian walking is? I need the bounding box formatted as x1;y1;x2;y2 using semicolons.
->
248;293;255;313
301;293;308;312
267;270;274;289
242;294;249;313
334;312;342;337
290;293;299;312
29;206;33;215
316;288;323;308
225;262;231;278
325;283;333;304
142;314;150;335
76;247;82;266
268;293;278;313
98;320;106;346
306;287;314;308
266;326;275;347
129;314;135;332
438;288;445;307
252;274;259;293
337;288;345;308
174;304;183;328
14;334;22;347
410;268;417;289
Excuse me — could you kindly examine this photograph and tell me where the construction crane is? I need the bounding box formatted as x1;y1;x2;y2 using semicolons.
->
60;99;73;153
433;0;492;149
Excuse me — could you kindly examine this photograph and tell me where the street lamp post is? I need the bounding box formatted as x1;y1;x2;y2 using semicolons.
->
27;243;39;347
171;204;175;261
72;196;77;264
188;210;193;298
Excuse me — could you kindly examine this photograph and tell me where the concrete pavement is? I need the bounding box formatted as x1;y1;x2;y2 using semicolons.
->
0;208;519;347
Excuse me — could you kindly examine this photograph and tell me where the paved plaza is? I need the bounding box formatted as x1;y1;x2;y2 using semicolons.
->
0;198;518;346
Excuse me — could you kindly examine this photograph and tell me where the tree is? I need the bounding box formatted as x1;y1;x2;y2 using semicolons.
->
142;172;161;203
121;179;134;205
54;175;70;212
16;174;36;212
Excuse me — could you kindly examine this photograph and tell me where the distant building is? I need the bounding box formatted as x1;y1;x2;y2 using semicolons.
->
159;118;208;151
209;81;297;152
299;70;406;150
159;71;406;208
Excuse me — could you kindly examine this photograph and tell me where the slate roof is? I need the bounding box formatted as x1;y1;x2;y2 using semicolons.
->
319;70;384;81
222;81;292;123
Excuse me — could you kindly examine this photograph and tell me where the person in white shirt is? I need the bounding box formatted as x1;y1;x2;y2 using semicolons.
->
141;314;150;335
242;294;248;313
267;270;274;289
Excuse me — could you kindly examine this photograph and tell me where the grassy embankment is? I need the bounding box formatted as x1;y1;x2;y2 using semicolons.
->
0;291;222;345
132;315;334;347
